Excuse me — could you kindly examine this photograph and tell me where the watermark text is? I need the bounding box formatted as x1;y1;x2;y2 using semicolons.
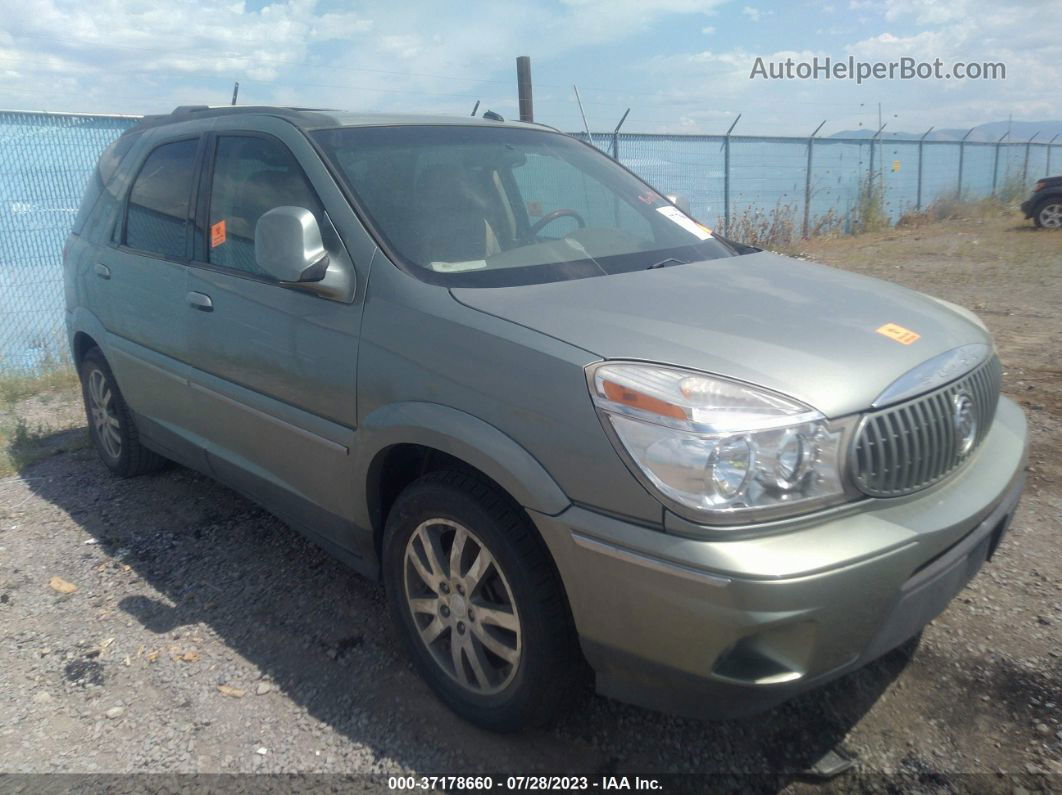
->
750;56;1005;83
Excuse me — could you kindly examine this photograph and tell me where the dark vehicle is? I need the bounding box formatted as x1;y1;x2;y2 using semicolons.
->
1021;176;1062;227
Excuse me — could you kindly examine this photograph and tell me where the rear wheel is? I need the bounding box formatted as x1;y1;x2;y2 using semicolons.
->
1034;199;1062;228
383;470;580;731
79;347;166;477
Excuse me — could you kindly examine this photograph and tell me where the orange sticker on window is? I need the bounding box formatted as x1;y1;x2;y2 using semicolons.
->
876;323;920;345
210;220;226;248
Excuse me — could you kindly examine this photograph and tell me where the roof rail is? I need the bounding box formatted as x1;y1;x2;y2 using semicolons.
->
128;105;337;133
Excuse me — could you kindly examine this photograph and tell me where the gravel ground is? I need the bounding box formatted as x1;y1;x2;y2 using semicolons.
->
0;211;1059;792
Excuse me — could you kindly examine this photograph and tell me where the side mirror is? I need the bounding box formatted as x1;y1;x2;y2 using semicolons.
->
255;206;329;284
665;194;691;214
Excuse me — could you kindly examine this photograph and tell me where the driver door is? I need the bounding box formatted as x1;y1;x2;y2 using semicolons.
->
183;130;361;546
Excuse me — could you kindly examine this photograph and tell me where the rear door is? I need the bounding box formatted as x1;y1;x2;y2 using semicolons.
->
99;134;202;459
183;123;365;548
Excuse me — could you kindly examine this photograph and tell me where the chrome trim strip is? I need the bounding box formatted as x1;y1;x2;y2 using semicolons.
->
872;343;991;408
571;532;731;588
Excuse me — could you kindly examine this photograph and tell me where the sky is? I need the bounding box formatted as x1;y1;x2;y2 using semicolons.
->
0;0;1058;137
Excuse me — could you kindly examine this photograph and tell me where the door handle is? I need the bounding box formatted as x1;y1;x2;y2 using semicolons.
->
94;263;111;279
186;291;214;311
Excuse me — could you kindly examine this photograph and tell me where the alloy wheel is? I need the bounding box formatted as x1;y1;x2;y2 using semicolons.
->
88;368;122;459
403;518;522;695
1039;202;1062;228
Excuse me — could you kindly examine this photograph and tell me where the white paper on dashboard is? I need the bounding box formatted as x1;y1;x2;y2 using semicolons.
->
656;205;712;240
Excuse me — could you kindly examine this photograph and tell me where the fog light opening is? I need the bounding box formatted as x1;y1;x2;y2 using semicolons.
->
710;623;816;686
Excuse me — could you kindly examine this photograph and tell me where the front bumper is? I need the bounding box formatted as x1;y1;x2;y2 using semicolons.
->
1021;198;1034;217
531;396;1028;719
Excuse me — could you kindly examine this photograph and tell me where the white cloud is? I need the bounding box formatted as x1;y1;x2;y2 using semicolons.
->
379;35;423;61
881;0;966;25
0;0;730;114
275;0;732;119
0;0;1055;135
0;0;374;110
626;0;1059;133
0;0;371;80
741;6;771;22
842;0;1062;123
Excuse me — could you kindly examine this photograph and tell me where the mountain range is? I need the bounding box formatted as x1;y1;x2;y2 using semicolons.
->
829;120;1062;143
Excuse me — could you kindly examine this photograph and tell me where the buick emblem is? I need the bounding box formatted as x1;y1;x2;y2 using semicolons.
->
952;391;977;456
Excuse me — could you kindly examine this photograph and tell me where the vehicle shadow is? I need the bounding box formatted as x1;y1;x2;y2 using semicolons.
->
23;437;916;788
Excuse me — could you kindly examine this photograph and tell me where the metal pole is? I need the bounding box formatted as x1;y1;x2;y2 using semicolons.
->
957;128;973;198
1023;132;1040;187
992;131;1008;195
231;81;239;106
611;108;630;161
916;126;933;210
722;114;741;236
573;85;595;149
1048;134;1060;178
516;56;533;122
869;124;885;181
803;120;826;238
869;123;885;194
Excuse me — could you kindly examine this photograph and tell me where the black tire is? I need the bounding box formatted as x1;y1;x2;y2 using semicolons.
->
1033;197;1062;228
382;469;581;731
79;347;167;477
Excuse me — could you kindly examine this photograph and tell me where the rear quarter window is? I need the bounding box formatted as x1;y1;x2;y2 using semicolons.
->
72;132;140;236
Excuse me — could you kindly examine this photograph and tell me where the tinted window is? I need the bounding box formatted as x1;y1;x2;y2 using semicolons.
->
73;171;104;237
206;135;322;275
125;138;197;259
74;133;141;235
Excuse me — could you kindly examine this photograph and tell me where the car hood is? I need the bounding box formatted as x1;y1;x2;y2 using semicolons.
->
451;250;992;418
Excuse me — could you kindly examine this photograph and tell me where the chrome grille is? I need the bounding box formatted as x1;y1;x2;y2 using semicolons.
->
852;356;1002;497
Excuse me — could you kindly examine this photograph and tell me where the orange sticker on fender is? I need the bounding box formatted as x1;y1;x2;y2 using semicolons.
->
210;220;226;248
876;323;920;345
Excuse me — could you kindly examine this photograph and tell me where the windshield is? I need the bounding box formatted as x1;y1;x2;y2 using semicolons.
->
311;125;737;287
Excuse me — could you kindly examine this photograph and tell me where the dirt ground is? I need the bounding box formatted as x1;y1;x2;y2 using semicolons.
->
0;209;1059;791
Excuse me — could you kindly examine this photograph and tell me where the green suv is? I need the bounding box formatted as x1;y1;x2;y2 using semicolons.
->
64;106;1027;730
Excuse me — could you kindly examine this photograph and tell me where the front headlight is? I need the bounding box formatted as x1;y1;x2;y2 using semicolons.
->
587;362;854;525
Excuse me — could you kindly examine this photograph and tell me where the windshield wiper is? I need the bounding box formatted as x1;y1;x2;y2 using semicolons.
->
646;257;688;270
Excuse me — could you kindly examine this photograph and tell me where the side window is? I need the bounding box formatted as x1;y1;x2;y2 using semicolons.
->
207;136;322;275
124;138;197;259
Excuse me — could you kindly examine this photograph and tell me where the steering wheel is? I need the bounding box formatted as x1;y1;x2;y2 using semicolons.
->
528;208;586;237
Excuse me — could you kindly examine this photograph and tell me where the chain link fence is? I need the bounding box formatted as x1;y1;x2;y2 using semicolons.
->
1;111;138;373
576;131;1056;236
1;109;1056;374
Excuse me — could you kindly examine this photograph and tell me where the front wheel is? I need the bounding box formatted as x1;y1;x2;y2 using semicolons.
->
383;470;580;731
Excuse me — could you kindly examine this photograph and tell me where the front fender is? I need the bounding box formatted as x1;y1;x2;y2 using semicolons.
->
353;401;571;530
